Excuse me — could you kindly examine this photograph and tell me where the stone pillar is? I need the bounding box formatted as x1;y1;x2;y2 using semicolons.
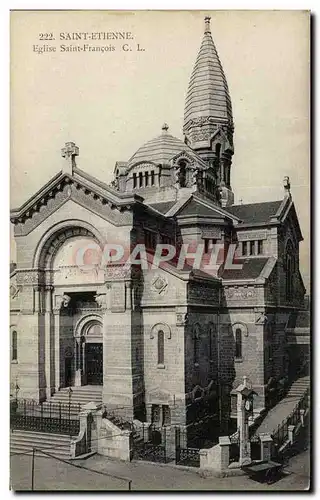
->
300;409;306;427
53;308;61;391
34;286;40;313
74;338;82;387
259;433;273;461
219;436;231;470
164;426;176;463
100;268;143;420
44;285;53;399
288;425;295;445
53;294;70;391
237;393;250;464
14;270;42;401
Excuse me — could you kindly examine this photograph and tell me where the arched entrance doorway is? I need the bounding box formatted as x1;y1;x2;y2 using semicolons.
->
75;316;103;386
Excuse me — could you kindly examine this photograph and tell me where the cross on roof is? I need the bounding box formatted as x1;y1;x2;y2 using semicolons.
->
61;142;79;159
61;142;79;175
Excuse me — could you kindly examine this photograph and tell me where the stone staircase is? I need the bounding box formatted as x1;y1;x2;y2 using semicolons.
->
49;386;102;408
10;430;72;459
286;375;310;398
255;375;310;436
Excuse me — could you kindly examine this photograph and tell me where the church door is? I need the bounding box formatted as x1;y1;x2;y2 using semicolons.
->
85;343;103;385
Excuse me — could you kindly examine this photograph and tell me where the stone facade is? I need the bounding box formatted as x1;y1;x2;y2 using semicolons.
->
10;18;307;435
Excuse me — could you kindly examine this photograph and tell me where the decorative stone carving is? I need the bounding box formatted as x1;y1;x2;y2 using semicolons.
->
95;293;107;309
225;286;256;300
151;275;168;295
255;312;269;325
16;270;40;286
54;293;71;310
62;294;71;307
176;312;188;326
10;284;20;299
105;265;132;280
237;230;267;241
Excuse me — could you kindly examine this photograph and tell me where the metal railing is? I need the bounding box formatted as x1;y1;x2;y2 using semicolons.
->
272;388;309;448
10;398;81;436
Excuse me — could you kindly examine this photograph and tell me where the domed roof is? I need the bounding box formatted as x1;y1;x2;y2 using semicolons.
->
128;124;198;167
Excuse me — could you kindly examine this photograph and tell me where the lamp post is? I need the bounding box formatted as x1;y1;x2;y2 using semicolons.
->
235;376;257;466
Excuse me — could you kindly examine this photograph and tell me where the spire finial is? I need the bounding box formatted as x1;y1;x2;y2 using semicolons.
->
204;16;211;34
162;123;169;134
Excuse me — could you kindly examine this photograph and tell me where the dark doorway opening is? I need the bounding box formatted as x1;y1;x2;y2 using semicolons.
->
85;343;103;385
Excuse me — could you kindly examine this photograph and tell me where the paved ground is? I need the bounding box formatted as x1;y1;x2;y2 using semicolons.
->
256;396;300;434
10;447;310;491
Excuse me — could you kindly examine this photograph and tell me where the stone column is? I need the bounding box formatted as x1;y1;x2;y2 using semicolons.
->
164;426;176;463
260;433;273;461
74;338;82;387
44;285;53;399
288;425;295;445
53;307;61;391
52;294;70;392
219;436;231;470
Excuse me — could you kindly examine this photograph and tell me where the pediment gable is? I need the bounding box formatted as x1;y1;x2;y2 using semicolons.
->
173;194;240;223
10;168;144;236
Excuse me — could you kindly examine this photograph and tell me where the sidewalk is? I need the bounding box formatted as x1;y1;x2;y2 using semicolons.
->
10;449;310;491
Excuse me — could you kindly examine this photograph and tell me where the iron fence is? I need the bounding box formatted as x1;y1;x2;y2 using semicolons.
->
10;399;81;436
175;427;200;467
272;388;309;448
132;425;167;464
229;430;240;464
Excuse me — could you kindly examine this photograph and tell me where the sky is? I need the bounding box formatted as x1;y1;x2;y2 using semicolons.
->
10;10;310;290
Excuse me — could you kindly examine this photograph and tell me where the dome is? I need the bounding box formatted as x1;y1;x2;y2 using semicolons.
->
128;124;197;167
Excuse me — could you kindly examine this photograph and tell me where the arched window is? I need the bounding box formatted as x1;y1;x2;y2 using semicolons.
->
158;330;164;365
215;143;221;178
178;161;187;188
235;328;242;359
285;240;295;300
151;170;155;186
209;324;217;361
193;324;201;365
12;330;17;361
145;171;149;186
139;172;143;187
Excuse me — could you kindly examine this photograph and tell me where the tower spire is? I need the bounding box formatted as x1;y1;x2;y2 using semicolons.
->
183;17;234;207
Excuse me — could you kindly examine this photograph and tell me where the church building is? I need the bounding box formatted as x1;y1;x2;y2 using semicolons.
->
10;17;307;434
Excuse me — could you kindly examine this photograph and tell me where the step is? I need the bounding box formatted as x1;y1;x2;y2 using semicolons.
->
50;395;102;401
10;430;72;458
11;430;73;441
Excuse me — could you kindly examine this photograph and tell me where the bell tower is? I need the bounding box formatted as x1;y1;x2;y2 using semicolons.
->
183;16;234;207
